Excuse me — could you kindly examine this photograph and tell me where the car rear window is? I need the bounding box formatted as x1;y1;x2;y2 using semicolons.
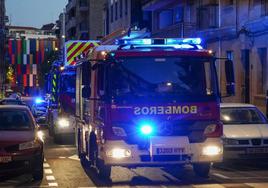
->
0;110;33;130
221;107;268;124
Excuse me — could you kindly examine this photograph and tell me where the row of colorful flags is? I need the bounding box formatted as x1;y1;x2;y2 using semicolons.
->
7;38;58;87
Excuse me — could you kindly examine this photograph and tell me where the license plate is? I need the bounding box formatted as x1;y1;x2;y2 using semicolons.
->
0;156;12;163
246;148;268;154
156;147;185;155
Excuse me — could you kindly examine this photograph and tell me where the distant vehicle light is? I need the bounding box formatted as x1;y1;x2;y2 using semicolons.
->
35;98;45;104
58;118;70;128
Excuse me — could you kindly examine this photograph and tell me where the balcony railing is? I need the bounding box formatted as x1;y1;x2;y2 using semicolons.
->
151;22;196;38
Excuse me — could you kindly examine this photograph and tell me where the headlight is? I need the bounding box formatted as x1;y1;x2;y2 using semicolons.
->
112;127;127;137
202;145;222;156
19;140;40;150
106;148;131;159
58;118;70;128
37;130;44;142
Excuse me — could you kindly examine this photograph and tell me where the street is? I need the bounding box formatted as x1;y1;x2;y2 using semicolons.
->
0;130;268;188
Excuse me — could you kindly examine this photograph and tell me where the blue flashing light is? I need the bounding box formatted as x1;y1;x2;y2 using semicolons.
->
116;38;203;48
139;121;155;136
35;98;45;104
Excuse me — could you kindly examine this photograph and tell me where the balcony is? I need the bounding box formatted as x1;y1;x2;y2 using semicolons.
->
143;0;179;11
66;0;77;12
151;22;196;38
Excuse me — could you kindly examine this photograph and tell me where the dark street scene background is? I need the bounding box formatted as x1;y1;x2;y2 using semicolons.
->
1;0;268;187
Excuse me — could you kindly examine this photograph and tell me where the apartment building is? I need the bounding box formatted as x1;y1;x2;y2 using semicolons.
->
65;0;105;40
142;0;268;112
0;0;5;94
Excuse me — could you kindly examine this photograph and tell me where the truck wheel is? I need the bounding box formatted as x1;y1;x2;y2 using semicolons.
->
89;133;111;179
77;129;85;159
193;163;210;178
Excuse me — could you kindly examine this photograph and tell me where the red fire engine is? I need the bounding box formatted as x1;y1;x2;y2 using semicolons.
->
75;38;235;178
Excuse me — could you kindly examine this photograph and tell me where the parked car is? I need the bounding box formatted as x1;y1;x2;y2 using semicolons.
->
31;100;48;128
220;103;268;161
0;105;44;180
0;98;27;106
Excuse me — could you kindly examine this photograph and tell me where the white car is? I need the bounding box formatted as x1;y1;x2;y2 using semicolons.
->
220;103;268;160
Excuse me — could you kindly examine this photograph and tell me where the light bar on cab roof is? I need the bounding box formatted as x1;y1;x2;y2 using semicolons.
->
115;38;202;47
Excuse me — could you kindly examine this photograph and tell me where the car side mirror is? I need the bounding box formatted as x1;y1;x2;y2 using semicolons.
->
225;60;235;96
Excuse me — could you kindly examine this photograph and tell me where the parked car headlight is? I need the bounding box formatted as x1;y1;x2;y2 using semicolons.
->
19;140;40;150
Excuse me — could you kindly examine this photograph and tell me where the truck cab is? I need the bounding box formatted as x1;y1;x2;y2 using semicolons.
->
75;38;235;178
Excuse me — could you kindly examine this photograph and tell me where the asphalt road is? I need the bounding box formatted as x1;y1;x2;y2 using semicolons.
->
1;130;268;188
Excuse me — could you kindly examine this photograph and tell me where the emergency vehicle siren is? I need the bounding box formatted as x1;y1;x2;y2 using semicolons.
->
115;38;203;49
139;121;155;136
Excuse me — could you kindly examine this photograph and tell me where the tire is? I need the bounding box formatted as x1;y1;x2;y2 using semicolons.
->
77;129;85;159
97;158;111;179
32;154;44;181
193;163;210;178
89;133;111;179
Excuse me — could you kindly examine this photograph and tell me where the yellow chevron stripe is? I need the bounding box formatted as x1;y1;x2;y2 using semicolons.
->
67;43;91;64
67;42;82;57
66;42;74;48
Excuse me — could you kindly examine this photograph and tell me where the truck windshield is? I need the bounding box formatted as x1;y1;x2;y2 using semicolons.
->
109;57;217;98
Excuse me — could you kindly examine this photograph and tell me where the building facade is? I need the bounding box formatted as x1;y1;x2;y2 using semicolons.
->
6;26;59;95
142;0;268;112
104;0;147;36
0;0;5;95
65;0;105;40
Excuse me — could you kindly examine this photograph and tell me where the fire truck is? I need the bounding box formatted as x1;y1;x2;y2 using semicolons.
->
46;62;77;143
47;41;99;143
75;38;235;178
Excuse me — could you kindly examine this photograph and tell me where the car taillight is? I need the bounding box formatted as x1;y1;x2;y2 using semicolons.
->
204;123;223;138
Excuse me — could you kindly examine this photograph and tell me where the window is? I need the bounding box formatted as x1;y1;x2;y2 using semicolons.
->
198;4;219;29
261;0;268;16
225;0;234;6
226;51;234;60
110;5;114;23
158;10;173;29
115;2;118;20
174;6;184;23
125;0;128;15
120;0;123;18
257;48;267;94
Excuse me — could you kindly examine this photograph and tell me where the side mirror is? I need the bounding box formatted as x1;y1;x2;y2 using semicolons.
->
82;61;91;85
225;60;235;96
82;86;91;98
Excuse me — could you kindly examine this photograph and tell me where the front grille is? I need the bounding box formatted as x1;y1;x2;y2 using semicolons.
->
238;140;250;145
118;120;213;144
0;160;30;172
140;155;189;162
251;139;262;146
5;145;19;152
263;139;268;144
